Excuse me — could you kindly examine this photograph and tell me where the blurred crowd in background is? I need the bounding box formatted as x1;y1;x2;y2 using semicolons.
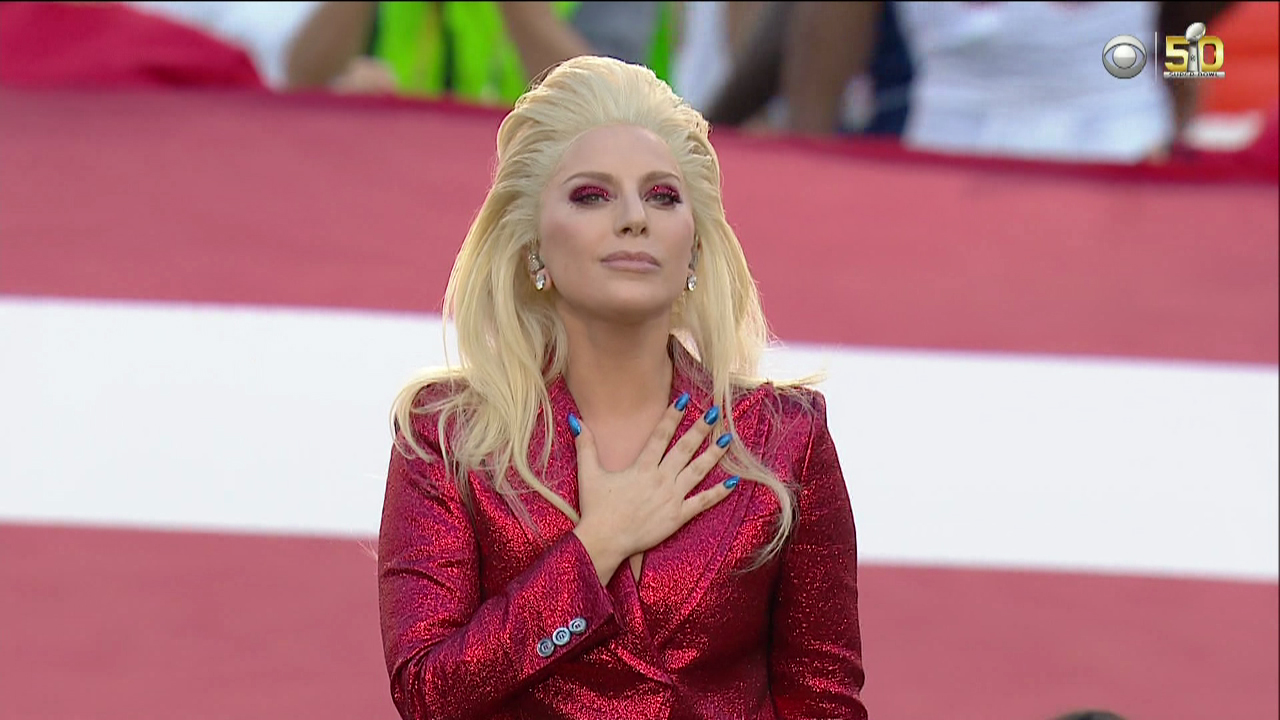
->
1;1;1277;170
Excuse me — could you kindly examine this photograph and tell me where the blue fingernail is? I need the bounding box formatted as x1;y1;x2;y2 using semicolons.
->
724;476;740;490
716;432;732;448
568;414;581;437
703;406;720;425
674;392;691;411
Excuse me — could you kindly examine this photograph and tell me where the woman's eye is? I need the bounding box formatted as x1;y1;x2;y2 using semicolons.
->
570;186;611;204
647;185;682;205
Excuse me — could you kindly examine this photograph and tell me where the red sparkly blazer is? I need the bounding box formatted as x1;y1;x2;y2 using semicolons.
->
378;341;867;719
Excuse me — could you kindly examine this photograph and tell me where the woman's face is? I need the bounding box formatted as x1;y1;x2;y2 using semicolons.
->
536;124;697;325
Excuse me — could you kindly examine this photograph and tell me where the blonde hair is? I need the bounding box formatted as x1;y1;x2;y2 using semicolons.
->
391;56;818;565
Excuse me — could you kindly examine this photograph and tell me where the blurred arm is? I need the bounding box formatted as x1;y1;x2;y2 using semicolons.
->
704;1;792;126
380;417;619;719
725;1;769;56
498;1;594;82
284;1;378;89
782;1;882;136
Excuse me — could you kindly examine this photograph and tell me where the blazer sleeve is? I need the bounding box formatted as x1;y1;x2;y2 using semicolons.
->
769;391;868;719
378;410;621;720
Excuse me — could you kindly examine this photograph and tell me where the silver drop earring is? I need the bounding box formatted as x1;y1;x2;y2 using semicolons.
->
527;246;548;291
686;236;700;292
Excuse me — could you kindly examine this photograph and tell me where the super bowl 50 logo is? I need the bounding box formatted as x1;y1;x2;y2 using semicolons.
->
1103;23;1224;80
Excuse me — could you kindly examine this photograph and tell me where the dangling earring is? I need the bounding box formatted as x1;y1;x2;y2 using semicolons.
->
527;246;548;291
686;235;700;292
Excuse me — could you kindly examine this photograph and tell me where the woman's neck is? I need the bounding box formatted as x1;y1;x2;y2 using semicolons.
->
559;316;675;426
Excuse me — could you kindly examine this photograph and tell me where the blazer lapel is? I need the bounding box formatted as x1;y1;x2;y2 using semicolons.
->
506;340;767;680
638;373;769;646
500;375;579;553
517;373;675;685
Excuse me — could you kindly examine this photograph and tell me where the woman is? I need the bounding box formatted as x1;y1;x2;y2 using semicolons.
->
378;55;866;719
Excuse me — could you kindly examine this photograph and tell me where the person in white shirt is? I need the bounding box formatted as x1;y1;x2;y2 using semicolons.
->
711;1;1232;164
888;1;1171;163
671;1;736;115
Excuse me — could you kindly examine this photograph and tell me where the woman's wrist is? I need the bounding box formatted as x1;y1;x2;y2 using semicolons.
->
573;520;627;587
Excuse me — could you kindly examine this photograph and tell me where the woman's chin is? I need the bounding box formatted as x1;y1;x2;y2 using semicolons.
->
560;291;681;326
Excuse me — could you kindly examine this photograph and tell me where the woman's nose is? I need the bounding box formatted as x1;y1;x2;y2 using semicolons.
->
615;190;649;237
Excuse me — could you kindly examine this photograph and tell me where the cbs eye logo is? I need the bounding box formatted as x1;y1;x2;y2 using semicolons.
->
1102;35;1148;79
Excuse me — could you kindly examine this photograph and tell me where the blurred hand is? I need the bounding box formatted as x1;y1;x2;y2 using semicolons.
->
742;114;785;137
329;56;398;96
1143;143;1171;165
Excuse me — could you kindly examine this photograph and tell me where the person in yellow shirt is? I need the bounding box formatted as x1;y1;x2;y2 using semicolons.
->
369;2;674;106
